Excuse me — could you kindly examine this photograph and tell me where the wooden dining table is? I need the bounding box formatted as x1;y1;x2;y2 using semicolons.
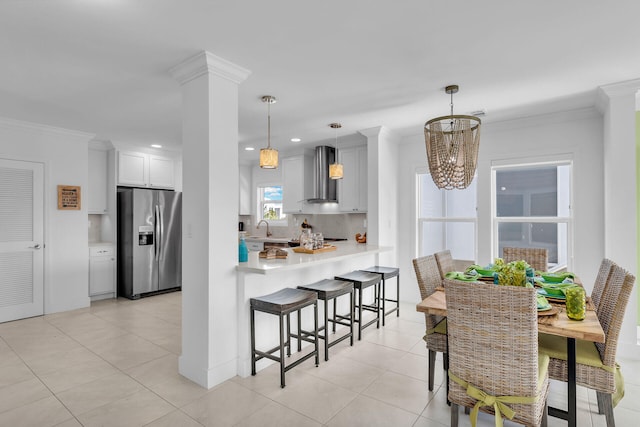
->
416;284;605;427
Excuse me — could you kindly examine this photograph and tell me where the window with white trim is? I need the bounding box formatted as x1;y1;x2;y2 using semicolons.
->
492;161;572;271
416;168;477;260
257;185;286;224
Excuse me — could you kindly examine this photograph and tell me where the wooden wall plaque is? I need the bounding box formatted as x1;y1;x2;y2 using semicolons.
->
57;185;81;210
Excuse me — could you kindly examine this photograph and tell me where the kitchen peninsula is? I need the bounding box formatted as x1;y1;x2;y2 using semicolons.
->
236;241;391;376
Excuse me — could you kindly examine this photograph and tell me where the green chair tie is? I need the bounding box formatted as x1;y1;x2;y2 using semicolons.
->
449;371;538;427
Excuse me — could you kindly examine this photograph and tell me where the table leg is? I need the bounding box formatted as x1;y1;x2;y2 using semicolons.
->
567;337;576;427
547;337;577;427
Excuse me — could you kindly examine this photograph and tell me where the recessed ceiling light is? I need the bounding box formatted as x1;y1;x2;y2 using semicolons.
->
290;138;301;142
245;146;255;151
151;144;162;148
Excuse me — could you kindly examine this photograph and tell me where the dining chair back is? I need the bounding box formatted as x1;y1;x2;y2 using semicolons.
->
412;255;447;391
434;250;454;279
502;247;548;271
590;258;614;315
444;278;549;427
595;263;635;369
541;262;635;427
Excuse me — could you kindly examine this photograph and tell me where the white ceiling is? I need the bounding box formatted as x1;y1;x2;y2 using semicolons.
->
2;1;640;163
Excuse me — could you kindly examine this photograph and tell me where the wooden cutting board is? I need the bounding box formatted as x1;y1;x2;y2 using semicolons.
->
292;245;337;254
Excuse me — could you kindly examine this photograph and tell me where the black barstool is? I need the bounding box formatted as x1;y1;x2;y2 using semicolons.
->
334;271;381;340
361;266;400;326
298;279;354;361
250;288;319;388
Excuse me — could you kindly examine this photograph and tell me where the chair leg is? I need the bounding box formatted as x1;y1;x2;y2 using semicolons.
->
451;402;459;427
349;290;354;346
428;349;436;391
323;298;329;361
313;301;319;367
250;307;256;376
381;278;386;326
541;401;548;427
279;314;285;388
596;391;616;427
396;274;400;317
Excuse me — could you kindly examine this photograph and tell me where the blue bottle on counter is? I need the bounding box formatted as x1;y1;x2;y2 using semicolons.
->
239;233;248;263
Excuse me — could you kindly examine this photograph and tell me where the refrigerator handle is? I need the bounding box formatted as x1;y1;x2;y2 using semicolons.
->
154;205;160;261
159;205;164;261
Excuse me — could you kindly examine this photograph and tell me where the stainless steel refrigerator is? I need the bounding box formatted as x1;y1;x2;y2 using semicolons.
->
117;188;182;299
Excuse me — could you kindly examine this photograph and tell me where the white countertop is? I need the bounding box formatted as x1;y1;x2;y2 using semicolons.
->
236;241;391;274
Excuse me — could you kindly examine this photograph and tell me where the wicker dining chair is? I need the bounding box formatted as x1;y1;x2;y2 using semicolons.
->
434;250;455;279
539;262;635;427
412;255;447;391
445;278;549;427
502;247;548;271
590;258;615;314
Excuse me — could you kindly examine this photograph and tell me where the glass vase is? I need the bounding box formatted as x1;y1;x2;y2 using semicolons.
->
565;286;586;320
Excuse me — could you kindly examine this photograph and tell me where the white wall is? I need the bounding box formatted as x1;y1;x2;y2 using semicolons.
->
0;117;94;314
397;107;605;305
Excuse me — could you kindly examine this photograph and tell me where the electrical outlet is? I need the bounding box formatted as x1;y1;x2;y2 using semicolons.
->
363;219;367;228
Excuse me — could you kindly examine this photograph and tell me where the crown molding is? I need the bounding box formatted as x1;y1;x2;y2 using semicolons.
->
169;51;251;85
0;116;95;141
596;78;640;114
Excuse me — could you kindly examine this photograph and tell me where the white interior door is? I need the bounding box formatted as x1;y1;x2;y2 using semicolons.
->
0;158;44;322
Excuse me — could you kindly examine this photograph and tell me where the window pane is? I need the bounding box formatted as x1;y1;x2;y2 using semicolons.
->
420;221;475;260
420;221;443;256
263;186;282;201
496;166;558;217
418;174;443;217
419;173;476;218
446;179;477;217
258;185;286;221
497;221;567;266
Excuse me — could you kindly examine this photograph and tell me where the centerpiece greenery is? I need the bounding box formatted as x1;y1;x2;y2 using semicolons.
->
494;257;530;287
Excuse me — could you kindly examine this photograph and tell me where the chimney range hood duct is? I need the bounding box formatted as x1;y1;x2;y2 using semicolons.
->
307;145;337;203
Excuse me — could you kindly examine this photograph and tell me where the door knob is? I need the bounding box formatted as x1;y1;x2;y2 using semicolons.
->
29;244;41;249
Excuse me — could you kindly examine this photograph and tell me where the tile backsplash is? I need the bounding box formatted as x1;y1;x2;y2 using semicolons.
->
239;213;367;241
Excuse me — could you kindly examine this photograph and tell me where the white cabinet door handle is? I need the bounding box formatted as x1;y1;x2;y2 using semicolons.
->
29;244;41;249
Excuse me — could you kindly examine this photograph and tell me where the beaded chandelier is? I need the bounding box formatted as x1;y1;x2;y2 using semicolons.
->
424;85;480;190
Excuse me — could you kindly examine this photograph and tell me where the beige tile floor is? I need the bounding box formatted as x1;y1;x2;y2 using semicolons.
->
0;292;638;426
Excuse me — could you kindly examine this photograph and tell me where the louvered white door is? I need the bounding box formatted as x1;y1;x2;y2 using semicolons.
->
0;158;44;322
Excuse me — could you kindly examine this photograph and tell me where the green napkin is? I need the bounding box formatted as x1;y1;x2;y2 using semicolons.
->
537;294;551;310
445;271;480;282
541;282;578;297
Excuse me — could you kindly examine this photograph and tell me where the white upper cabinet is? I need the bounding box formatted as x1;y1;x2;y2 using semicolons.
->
148;155;175;188
338;145;367;212
282;154;313;213
88;149;108;214
118;151;175;189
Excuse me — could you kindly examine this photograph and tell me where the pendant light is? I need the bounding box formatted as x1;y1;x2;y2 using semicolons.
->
424;85;480;190
259;95;278;169
328;123;343;180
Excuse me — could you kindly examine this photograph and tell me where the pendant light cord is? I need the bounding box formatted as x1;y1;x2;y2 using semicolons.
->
267;101;271;149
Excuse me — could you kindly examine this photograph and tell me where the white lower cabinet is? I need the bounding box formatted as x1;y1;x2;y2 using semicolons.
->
89;245;115;299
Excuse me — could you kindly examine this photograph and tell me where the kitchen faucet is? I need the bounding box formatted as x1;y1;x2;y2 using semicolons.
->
257;220;272;237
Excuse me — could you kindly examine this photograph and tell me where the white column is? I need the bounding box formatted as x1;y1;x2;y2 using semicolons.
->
359;126;400;266
170;51;251;387
598;79;640;358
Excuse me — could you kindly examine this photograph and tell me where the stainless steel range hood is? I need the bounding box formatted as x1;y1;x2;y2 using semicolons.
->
306;145;337;203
